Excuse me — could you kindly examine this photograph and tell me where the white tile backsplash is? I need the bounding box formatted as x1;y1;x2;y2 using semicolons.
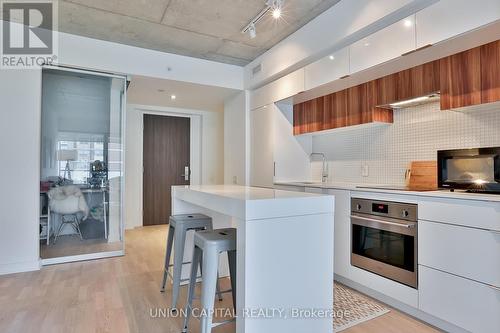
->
311;102;500;185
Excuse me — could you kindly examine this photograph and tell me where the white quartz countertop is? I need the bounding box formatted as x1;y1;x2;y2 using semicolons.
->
176;184;325;200
173;185;335;220
274;181;500;203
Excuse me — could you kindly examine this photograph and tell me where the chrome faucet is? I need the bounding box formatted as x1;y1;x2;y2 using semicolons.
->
310;152;329;183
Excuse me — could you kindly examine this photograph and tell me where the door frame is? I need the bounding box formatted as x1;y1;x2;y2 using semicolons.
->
39;65;127;266
135;106;203;227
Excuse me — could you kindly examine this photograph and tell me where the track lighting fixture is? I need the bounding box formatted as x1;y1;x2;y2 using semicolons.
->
241;0;286;39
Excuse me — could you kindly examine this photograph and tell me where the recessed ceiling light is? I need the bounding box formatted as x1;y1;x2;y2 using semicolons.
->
329;55;335;60
170;95;176;100
364;42;370;47
404;19;413;27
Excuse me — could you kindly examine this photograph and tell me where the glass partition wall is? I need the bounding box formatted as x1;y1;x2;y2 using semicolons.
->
40;67;125;263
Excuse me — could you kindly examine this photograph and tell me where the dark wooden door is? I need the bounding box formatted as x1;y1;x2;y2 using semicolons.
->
143;115;190;226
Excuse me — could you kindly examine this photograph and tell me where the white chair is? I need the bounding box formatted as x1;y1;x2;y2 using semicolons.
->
47;186;89;244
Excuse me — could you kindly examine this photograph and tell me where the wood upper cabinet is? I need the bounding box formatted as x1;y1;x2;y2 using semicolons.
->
368;61;439;107
440;47;482;110
368;73;398;106
323;90;347;130
293;97;324;135
481;40;500;104
293;40;498;135
411;60;440;97
347;83;370;126
293;102;305;135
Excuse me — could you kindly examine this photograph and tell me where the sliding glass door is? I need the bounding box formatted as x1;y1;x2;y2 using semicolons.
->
40;66;126;263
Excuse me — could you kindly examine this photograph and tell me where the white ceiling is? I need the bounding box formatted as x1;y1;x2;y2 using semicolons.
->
58;0;342;66
127;75;240;112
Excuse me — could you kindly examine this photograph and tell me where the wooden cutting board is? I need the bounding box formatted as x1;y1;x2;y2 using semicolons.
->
406;161;438;191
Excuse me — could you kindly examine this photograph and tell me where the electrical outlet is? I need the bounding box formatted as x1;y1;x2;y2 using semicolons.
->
361;164;369;177
232;176;238;184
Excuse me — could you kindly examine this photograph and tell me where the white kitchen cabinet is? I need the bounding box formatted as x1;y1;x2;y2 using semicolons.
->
416;0;500;48
328;189;351;279
251;103;312;187
419;220;500;288
249;68;305;110
250;105;275;188
419;197;500;231
350;15;416;74
304;47;349;90
419;265;500;333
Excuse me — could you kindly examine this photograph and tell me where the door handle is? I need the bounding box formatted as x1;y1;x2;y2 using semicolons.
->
181;166;190;181
350;215;416;229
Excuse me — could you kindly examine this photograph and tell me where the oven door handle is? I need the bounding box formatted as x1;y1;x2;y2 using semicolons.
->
350;215;417;229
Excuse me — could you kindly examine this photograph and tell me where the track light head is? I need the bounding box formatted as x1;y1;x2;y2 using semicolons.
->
248;23;256;39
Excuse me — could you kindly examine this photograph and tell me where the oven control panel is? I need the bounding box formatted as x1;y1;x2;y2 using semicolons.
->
352;198;417;222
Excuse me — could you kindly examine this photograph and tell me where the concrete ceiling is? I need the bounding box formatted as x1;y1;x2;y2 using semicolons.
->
127;75;240;112
58;0;342;66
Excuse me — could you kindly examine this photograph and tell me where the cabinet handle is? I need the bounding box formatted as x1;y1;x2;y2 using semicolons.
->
401;44;433;56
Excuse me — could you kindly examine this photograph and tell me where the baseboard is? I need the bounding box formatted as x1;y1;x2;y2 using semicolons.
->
0;259;41;275
335;274;469;333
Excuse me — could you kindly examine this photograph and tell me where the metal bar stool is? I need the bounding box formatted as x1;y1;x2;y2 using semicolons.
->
183;228;237;333
160;214;223;310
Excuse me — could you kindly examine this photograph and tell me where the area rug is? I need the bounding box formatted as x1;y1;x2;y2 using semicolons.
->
334;283;390;332
79;218;105;240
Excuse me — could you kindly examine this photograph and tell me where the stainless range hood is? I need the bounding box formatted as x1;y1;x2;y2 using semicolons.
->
387;93;440;109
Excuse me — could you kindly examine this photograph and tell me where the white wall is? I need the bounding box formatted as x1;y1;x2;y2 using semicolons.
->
125;104;224;230
0;26;242;274
312;102;500;185
0;69;42;274
223;91;249;185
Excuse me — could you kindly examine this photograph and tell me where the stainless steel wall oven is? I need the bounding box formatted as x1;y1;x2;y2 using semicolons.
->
351;198;418;289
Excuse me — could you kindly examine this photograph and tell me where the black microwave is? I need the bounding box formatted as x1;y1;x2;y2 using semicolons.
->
438;147;500;193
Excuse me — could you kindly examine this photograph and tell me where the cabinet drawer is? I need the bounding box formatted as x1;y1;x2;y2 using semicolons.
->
419;220;500;287
419;198;500;231
419;266;500;333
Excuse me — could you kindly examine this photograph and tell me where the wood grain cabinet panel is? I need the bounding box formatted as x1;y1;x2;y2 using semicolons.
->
293;98;324;134
411;60;440;97
368;74;398;106
396;69;413;102
293;102;305;135
480;40;500;104
323;90;348;130
440;47;481;110
347;83;370;126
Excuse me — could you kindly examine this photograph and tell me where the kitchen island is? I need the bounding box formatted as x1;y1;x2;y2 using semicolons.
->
172;185;335;333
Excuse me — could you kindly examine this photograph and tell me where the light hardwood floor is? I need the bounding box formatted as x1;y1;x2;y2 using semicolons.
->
0;225;440;333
